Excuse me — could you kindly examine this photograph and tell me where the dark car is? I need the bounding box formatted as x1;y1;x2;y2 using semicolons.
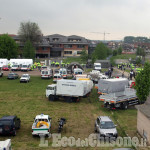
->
0;116;21;136
2;65;9;71
7;73;19;79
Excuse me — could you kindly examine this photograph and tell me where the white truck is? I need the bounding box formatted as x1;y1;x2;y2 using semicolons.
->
89;70;108;83
59;68;67;79
11;64;21;71
32;114;52;137
0;59;8;68
46;79;93;102
98;78;139;109
20;74;30;83
0;139;11;150
94;63;101;71
41;69;53;79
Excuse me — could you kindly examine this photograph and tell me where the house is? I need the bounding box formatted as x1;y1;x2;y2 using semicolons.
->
136;95;150;145
10;34;89;58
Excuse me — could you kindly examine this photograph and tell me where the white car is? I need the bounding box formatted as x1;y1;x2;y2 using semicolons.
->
20;74;30;83
95;116;118;139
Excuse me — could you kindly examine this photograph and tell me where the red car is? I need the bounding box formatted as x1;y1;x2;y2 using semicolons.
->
2;65;9;71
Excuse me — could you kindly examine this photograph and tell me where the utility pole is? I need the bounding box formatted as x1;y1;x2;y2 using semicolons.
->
91;31;110;42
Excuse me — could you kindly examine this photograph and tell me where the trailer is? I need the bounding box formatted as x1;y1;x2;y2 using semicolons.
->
0;59;8;68
46;79;93;102
99;86;139;109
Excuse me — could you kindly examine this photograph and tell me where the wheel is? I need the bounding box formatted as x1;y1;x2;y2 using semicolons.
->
121;102;128;110
94;125;97;133
49;95;55;101
13;130;16;136
66;97;73;103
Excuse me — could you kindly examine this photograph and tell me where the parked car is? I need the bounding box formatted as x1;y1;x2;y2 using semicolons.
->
2;65;9;71
20;74;30;83
0;116;21;136
95;116;118;139
7;73;19;79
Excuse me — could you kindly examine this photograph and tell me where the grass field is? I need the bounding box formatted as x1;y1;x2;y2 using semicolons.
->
0;76;138;150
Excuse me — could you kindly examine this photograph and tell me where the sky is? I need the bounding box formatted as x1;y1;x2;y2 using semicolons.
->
1;0;150;40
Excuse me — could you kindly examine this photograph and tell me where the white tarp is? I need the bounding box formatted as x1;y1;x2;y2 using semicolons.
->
10;59;33;66
98;78;129;94
56;79;93;96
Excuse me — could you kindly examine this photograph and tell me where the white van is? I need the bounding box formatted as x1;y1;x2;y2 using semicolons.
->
41;69;53;79
59;68;67;79
94;63;101;71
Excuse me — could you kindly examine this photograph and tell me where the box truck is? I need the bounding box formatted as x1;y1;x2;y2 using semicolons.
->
46;79;93;102
94;63;101;71
0;59;8;68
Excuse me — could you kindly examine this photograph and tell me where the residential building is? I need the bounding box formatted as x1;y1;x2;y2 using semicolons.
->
10;34;89;58
136;96;150;145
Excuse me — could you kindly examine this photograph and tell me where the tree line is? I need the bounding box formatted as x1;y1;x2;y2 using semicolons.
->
0;21;42;60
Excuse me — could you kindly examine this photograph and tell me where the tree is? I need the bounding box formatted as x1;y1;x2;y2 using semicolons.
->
136;47;145;61
117;47;122;55
135;62;150;103
18;21;42;44
112;50;117;56
23;40;35;59
80;49;88;63
0;34;18;59
92;42;108;62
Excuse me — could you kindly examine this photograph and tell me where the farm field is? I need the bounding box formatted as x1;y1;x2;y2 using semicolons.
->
0;76;138;150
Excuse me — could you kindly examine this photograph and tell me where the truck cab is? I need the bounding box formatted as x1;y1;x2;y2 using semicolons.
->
46;84;57;98
94;63;101;71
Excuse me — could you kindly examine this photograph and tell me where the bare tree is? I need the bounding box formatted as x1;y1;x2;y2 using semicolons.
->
18;21;42;44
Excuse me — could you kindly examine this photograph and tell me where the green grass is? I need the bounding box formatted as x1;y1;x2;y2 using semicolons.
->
63;57;84;64
0;76;138;150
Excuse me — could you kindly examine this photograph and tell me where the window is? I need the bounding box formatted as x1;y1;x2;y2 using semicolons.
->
52;38;59;41
97;118;100;125
77;45;85;48
42;47;46;50
64;51;72;54
143;130;147;139
77;51;82;54
64;45;72;48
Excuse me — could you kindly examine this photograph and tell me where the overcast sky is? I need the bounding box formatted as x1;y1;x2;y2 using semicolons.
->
1;0;150;40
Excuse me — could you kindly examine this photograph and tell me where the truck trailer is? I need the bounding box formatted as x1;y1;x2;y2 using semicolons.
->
99;86;139;110
46;79;93;102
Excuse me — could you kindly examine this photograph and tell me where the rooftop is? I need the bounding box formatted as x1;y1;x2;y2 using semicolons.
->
136;94;150;119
